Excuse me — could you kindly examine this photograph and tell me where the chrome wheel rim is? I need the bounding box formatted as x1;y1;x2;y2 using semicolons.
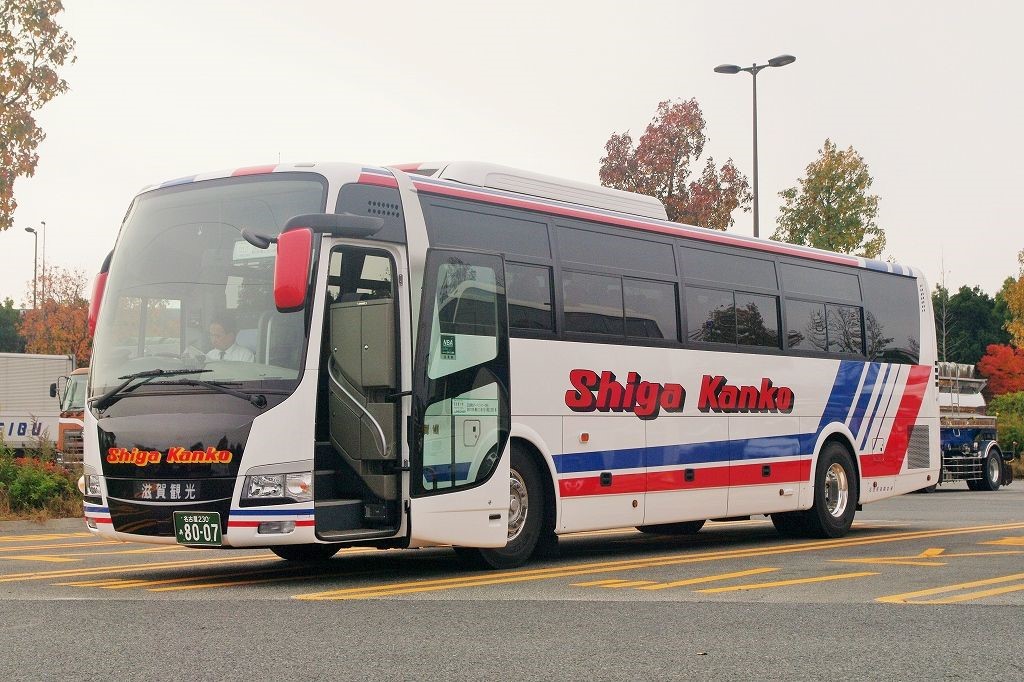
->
988;454;1001;484
508;469;529;542
824;462;849;518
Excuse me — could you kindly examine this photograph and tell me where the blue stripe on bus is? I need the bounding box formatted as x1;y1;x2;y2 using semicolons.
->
860;363;892;450
848;362;880;437
84;505;109;513
817;360;865;432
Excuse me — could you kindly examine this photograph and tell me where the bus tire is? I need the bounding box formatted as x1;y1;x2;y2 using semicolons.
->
979;449;1002;491
457;447;543;570
636;520;706;535
805;442;858;538
770;512;807;536
271;543;342;561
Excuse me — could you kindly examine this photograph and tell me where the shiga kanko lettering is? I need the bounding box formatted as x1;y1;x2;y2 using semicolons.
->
565;369;686;420
697;375;795;413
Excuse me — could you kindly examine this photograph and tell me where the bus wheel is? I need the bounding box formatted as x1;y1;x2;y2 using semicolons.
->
979;449;1003;491
458;448;544;570
805;442;858;538
636;520;706;535
271;544;342;561
770;512;807;536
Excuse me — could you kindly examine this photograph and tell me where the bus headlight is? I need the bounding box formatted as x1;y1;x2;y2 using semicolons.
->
243;472;312;503
79;474;102;497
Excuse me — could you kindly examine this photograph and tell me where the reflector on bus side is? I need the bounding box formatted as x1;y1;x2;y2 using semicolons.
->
274;227;313;312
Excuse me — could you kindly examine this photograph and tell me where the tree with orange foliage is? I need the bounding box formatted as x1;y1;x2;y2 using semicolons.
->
1005;249;1024;347
599;99;751;229
17;266;91;365
977;344;1024;399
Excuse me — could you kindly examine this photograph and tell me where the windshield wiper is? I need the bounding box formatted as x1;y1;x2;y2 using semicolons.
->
89;368;212;410
150;378;268;409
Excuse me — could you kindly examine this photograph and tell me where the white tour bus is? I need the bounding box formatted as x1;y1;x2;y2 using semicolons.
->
81;161;938;568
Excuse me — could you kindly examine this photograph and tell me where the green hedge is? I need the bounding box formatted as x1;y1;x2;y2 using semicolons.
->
0;436;80;515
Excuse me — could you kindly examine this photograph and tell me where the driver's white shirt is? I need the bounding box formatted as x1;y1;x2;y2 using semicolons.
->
206;343;255;362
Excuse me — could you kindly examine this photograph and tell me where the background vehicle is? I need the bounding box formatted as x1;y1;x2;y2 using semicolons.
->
0;352;75;453
933;362;1013;491
80;161;939;568
52;366;89;463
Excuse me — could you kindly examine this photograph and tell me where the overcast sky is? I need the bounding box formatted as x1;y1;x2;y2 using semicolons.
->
2;1;1021;306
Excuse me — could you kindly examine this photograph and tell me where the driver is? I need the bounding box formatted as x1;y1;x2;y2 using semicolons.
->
206;317;255;362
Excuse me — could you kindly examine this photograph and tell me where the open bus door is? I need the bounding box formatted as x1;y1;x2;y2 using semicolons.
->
409;249;511;548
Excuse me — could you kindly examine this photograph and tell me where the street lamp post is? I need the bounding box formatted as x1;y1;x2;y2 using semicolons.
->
714;54;796;239
39;220;46;304
24;227;38;308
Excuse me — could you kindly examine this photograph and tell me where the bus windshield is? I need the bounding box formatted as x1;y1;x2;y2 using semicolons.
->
89;174;327;399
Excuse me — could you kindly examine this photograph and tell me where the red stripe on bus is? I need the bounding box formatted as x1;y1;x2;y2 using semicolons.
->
227;519;316;528
231;165;277;176
861;365;932;478
559;473;646;497
358;173;398;187
562;459;812;497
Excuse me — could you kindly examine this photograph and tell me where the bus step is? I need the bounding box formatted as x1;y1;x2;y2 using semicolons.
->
315;499;363;532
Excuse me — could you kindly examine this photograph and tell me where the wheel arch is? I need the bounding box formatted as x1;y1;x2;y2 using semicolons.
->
811;425;861;504
508;430;558;539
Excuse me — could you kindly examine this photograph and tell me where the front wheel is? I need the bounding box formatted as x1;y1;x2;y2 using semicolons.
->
271;543;342;561
804;442;858;538
979;449;1003;491
457;447;544;570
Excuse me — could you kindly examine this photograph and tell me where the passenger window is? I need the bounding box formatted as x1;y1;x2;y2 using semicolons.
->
507;263;554;332
862;272;920;364
624;279;678;340
780;263;860;302
685;287;735;344
563;271;624;336
785;299;827;352
560;226;676;276
680;247;778;290
736;293;780;348
826;304;864;355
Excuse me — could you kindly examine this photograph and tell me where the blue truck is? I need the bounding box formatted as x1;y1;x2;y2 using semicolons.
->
933;362;1014;491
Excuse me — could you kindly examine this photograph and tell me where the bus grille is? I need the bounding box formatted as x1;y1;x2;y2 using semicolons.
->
906;425;930;469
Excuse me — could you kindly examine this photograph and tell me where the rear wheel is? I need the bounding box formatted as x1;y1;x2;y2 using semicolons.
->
979;449;1003;491
636;520;706;535
271;543;342;561
804;442;858;538
456;447;544;570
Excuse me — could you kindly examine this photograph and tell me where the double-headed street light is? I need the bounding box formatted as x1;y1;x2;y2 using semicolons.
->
714;54;796;239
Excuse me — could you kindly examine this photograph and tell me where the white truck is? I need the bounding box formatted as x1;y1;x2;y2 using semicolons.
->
0;352;76;453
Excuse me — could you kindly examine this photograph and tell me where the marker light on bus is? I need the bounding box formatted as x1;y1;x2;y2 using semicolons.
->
79;474;101;497
243;472;312;503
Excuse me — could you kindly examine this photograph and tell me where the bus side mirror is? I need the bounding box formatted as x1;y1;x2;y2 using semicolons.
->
50;382;57;398
274;227;314;312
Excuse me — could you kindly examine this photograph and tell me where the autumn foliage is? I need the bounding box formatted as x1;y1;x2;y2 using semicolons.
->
17;266;91;365
977;344;1024;398
0;0;76;231
1005;250;1024;347
599;99;751;229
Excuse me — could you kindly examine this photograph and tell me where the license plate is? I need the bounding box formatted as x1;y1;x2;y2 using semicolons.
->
173;511;222;546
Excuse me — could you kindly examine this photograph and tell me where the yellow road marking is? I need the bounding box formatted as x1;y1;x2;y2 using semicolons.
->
638;567;779;590
573;579;628;587
877;572;1024;604
919;548;946;557
982;537;1024;547
0;532;92;542
698;571;878;593
0;553;272;583
0;540;122;553
597;580;658;588
920;583;1024;604
4;554;79;563
295;522;1024;600
835;549;1023;567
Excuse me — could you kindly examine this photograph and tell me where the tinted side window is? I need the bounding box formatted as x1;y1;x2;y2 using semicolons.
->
680;246;778;290
624;279;678;340
781;263;860;302
424;202;551;258
786;299;827;351
826;304;864;355
861;272;920;364
736;293;780;348
507;263;553;332
685;287;736;344
559;226;676;276
563;271;624;336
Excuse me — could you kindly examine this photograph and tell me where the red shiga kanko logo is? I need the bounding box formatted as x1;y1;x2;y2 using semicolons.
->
106;446;234;467
564;369;686;420
697;375;795;413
